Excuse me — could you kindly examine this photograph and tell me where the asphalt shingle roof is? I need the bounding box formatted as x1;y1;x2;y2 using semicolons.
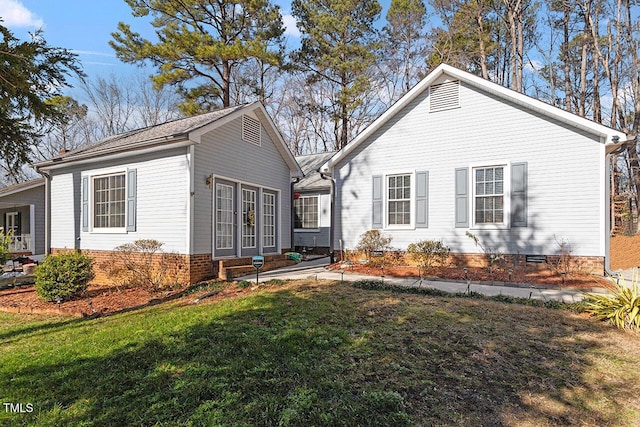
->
295;152;335;191
36;105;246;165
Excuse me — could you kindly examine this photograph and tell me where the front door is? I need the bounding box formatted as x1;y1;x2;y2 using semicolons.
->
214;180;237;257
241;185;259;257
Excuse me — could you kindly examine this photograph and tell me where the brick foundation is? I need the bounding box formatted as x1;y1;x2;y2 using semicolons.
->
51;248;214;285
335;250;605;276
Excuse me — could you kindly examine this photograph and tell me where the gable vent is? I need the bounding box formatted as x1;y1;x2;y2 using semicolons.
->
429;81;460;112
242;115;261;146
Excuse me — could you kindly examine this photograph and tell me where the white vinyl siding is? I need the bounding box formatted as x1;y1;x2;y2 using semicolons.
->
334;79;606;257
75;149;189;253
216;183;234;250
50;172;76;249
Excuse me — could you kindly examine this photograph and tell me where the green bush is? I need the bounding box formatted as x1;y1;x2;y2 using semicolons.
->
583;275;640;331
0;230;13;265
406;240;450;276
35;252;95;302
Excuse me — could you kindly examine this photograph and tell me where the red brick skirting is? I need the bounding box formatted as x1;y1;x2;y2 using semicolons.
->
51;249;214;285
335;250;605;276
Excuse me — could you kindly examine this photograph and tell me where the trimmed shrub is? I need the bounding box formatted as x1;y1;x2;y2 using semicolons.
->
406;240;450;276
103;239;186;291
583;275;640;331
35;252;95;302
356;230;392;259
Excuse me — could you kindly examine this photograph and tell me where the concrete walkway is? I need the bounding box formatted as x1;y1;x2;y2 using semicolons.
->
237;256;613;303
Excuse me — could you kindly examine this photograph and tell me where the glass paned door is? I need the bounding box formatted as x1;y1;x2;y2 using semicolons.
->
215;182;236;256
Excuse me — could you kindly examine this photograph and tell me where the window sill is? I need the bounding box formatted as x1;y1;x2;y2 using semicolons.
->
295;228;320;233
89;228;128;234
384;225;413;230
471;223;510;230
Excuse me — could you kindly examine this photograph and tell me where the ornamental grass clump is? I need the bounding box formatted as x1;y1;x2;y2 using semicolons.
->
583;272;640;331
35;252;95;302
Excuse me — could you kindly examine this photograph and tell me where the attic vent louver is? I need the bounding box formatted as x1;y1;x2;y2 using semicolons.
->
242;115;261;146
429;81;460;112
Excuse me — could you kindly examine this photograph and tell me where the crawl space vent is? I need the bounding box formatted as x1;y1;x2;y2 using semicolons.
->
242;115;261;146
429;81;460;112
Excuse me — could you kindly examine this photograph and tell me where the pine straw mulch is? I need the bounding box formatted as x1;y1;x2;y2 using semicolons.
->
610;234;640;270
330;263;613;290
0;281;262;318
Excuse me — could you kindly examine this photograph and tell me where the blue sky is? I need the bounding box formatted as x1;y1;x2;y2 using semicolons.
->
0;0;318;87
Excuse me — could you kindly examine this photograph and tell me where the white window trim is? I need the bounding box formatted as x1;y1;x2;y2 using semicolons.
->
294;195;320;231
262;192;276;248
215;182;235;250
6;212;19;232
210;173;282;259
85;168;129;234
241;188;257;249
384;171;414;230
470;161;511;230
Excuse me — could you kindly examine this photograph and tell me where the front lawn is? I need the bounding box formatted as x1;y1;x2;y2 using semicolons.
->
1;280;639;426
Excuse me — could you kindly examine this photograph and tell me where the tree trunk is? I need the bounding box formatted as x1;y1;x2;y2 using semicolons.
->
578;1;590;118
563;1;572;112
222;60;231;107
476;5;489;79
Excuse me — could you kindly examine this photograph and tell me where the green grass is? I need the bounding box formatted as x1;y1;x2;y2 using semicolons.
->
1;280;639;426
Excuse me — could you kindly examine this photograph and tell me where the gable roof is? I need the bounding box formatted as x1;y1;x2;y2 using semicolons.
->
0;178;45;198
321;64;630;172
33;102;302;177
295;152;335;191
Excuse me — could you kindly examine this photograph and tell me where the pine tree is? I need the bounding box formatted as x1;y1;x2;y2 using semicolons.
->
291;0;382;150
111;0;286;112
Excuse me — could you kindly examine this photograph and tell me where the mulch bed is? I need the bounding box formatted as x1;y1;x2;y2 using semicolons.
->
330;263;614;290
0;282;258;318
0;260;617;319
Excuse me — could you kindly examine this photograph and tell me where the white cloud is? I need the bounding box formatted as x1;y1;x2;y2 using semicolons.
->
73;50;116;58
282;14;300;37
0;0;43;28
524;59;544;72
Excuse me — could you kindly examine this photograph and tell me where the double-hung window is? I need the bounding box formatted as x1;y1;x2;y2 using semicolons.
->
93;173;126;228
388;174;411;226
474;166;504;224
294;196;318;229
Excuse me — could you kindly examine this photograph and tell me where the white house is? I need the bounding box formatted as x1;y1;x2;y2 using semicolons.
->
293;152;334;254
320;64;630;274
34;103;303;283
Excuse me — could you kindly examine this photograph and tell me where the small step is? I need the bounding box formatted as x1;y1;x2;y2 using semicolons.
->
216;255;297;280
